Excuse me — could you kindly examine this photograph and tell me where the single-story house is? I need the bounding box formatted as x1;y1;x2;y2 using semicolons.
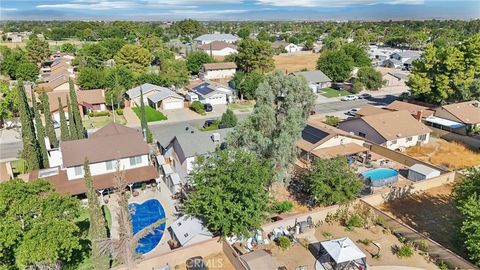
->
35;74;73;93
199;62;237;80
408;164;441;181
431;101;480;135
46;89;107;122
375;67;408;87
338;110;431;150
165;128;231;179
168;216;213;247
271;40;303;53
356;105;389;117
188;81;235;105
199;41;238;56
386;100;434;119
39;67;74;83
126;83;184;110
293;70;332;93
29;124;158;195
194;34;239;45
297;120;368;164
386;50;422;70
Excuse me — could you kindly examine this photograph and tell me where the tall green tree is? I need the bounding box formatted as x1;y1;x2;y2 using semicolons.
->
220;109;238;128
235;38;274;74
60;43;76;54
158;59;189;87
83;159;110;269
228;71;315;181
317;49;354;82
231;71;264;100
304;157;363;206
58;97;70;141
67;97;78;140
0;80;18;126
356;67;384;90
0;179;81;269
237;28;250;39
69;79;84;139
341;43;371;67
39;91;59;148
15;62;39;82
75;43;109;68
114;44;152;75
31;91;49;168
77;67;106;90
25;36;50;65
16;80;41;171
185;51;213;75
139;89;152;143
185;149;273;237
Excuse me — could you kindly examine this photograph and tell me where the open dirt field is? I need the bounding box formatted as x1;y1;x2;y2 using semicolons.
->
405;137;480;170
380;184;466;258
273;52;320;73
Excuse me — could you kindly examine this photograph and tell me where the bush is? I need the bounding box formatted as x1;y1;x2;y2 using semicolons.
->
346;214;365;230
277;236;291;250
115;108;123;115
357;238;372;246
88;111;110;117
415;239;429;252
375;216;385;227
324;115;341;127
274;201;294;214
437;260;449;270
352;81;364;93
190;101;206;115
396;243;414;258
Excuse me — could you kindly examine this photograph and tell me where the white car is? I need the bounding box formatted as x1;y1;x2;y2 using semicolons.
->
347;108;360;116
341;95;358;101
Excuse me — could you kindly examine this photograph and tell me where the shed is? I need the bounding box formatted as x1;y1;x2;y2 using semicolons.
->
408;164;441;181
169;216;213;247
167;173;182;194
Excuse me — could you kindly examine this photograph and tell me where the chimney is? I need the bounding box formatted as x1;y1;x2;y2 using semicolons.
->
414;110;422;121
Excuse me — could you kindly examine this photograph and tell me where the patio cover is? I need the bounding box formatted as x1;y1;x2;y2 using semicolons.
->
162;164;174;175
425;116;465;129
312;143;368;159
321;237;366;264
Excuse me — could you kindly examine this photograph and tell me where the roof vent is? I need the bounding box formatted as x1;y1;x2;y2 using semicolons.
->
211;133;220;142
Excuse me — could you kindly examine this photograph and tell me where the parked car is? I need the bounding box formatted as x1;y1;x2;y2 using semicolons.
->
347;108;360;116
359;93;372;99
203;119;216;129
341;95;358;101
204;103;213;112
332;83;352;91
186;256;208;270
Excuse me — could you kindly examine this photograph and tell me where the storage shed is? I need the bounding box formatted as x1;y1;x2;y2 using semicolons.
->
167;173;182;194
408;164;441;181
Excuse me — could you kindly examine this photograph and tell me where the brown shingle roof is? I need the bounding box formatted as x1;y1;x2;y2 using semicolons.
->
296;120;361;152
202;62;237;71
386;101;434;118
35;75;69;92
357;105;388;117
60;124;149;167
29;165;158;195
46;89;105;112
361;110;431;140
440;101;480;124
199;41;237;51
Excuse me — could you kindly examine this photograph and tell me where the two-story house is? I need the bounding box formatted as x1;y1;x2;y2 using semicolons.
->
29;124;157;195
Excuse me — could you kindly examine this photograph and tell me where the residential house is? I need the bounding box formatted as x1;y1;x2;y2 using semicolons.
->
338;110;431;150
367;45;398;67
168;216;213;247
271;40;303;52
297;120;368;164
384;50;422;70
35;74;73;92
199;41;238;56
188;81;235;105
199;62;237;80
45;89;107;122
375;67;409;87
386;100;434;119
356;105;389;117
29;124;158;195
194;34;239;45
126;83;184;110
164;128;231;179
293;70;332;93
427;101;480;135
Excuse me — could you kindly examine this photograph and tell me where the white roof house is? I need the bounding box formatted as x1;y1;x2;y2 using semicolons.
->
194;34;239;45
126;83;184;110
169;216;213;247
408;164;441;181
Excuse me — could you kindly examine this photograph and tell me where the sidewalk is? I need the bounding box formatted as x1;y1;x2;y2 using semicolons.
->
123;107;141;127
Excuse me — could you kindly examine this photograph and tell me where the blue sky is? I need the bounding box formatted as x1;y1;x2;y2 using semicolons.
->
1;0;479;20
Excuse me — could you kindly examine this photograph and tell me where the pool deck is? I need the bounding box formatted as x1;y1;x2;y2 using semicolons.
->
103;177;178;257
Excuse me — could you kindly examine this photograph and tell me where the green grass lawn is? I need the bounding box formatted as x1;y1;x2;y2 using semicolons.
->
83;115;126;129
228;102;255;112
320;87;351;98
132;106;167;122
102;205;112;231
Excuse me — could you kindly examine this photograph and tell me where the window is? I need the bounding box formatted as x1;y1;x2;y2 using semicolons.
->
406;137;413;142
74;166;83;176
419;134;427;141
129;156;143;166
358;132;366;138
106;160;118;170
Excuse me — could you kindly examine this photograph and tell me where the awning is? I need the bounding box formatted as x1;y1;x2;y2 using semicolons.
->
321;237;366;264
425;116;465;129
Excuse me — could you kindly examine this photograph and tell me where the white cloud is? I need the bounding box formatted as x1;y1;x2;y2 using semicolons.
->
0;7;18;11
37;1;138;10
256;0;424;7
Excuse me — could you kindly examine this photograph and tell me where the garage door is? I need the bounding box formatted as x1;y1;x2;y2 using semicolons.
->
162;98;184;110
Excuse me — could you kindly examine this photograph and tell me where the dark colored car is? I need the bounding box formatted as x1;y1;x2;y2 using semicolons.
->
204;103;213;112
203;120;216;129
186;256;208;270
332;83;352;91
359;93;372;99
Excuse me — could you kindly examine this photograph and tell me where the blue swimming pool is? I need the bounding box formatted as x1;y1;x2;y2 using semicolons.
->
361;168;399;187
128;199;166;254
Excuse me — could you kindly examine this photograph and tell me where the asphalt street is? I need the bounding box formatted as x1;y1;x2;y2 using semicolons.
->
0;94;399;161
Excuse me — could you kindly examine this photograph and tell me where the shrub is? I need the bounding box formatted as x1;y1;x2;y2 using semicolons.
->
358;238;372;246
190;101;206;115
346;214;365;230
437;260;449;270
88;111;110;117
375;216;385;227
352;81;364;93
115;108;123;115
415;239;429;252
274;201;294;214
277;236;291;250
324;115;341;127
396;243;414;258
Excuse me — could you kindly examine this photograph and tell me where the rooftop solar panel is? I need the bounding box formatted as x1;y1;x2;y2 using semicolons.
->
193;82;215;96
302;125;329;144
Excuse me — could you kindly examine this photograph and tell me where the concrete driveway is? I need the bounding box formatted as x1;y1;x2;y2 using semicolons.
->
158;104;228;124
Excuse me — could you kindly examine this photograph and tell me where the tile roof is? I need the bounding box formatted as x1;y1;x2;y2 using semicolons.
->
202;62;237;71
440;101;480;124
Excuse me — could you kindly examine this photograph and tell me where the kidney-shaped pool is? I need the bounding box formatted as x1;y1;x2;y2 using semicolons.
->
128;199;166;254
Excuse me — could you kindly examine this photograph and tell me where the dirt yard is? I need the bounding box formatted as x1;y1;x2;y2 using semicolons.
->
273;52;320;73
380;184;466;258
174;252;235;270
271;182;310;215
405;137;480;170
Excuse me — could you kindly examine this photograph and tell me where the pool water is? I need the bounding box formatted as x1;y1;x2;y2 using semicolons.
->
361;168;399;187
128;199;166;254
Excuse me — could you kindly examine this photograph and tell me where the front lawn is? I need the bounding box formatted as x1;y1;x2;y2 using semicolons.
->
83;115;126;129
132;106;167;122
228;101;255;112
320;87;351;98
